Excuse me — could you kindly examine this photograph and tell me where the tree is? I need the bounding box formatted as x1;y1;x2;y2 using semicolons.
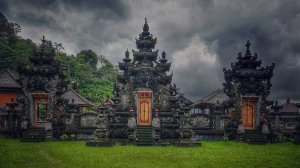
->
0;12;35;70
53;42;64;54
56;50;117;103
76;50;98;69
0;12;20;45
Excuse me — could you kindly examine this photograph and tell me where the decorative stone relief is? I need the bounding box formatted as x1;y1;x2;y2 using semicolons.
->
80;115;96;128
121;94;129;107
152;116;160;128
127;116;136;129
192;116;210;128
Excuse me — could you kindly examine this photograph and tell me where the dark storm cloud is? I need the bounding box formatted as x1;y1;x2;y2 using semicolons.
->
0;0;9;14
1;0;129;28
1;0;299;101
0;0;131;55
188;0;300;101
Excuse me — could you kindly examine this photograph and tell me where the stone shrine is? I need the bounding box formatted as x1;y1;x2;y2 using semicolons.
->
223;40;275;144
87;19;197;146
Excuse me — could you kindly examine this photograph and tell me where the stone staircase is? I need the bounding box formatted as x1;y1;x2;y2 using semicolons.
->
245;130;267;144
45;131;53;140
136;126;153;146
21;127;46;142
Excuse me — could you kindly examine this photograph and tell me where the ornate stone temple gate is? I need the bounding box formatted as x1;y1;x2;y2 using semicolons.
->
223;40;275;144
18;36;68;141
87;19;197;146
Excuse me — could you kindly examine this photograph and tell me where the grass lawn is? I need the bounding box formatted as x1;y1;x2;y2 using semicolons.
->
0;138;300;168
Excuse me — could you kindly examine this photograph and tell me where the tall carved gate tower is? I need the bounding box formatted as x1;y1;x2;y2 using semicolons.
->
108;18;180;145
223;41;275;134
19;36;67;129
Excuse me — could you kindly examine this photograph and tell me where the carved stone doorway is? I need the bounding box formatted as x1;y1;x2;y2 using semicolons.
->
32;93;48;127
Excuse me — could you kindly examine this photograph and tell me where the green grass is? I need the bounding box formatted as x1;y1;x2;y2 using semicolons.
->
1;138;300;168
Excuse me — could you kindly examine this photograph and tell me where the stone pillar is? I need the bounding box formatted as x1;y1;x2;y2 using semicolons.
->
86;106;113;147
176;109;199;147
6;98;18;135
293;117;300;145
274;115;280;131
215;115;221;130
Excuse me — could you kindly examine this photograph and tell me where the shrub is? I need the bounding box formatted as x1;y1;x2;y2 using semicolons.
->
59;134;69;141
274;132;286;143
223;133;229;142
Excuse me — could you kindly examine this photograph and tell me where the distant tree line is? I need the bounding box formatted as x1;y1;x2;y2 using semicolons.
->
0;12;117;103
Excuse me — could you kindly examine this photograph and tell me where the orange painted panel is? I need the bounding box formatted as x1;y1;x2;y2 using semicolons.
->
242;103;255;129
241;96;259;129
139;99;150;124
0;94;17;106
137;91;152;125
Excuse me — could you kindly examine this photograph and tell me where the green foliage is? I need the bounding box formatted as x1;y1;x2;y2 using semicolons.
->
0;12;20;45
0;12;36;70
59;134;69;141
274;132;287;143
1;138;300;168
0;39;36;70
55;51;117;103
76;50;98;69
223;133;229;141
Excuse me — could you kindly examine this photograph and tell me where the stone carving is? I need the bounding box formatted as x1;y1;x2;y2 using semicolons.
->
86;107;113;146
176;112;198;146
121;94;129;108
95;112;107;130
192;116;210;128
152;116;160;128
80;114;96;128
127;116;136;129
77;134;95;141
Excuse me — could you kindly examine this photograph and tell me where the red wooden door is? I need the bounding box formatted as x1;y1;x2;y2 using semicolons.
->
241;96;258;129
242;103;254;129
137;91;152;125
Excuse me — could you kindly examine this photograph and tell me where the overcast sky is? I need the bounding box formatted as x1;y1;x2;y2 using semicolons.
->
1;0;300;102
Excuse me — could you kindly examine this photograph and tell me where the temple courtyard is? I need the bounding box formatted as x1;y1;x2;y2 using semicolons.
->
1;137;299;168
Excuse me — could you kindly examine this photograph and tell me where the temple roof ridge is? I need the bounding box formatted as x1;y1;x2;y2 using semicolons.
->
245;40;252;57
62;89;96;107
136;18;157;50
0;68;21;88
192;88;229;106
143;18;149;32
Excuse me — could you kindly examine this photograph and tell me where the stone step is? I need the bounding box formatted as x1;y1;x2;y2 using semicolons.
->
136;142;154;146
137;136;152;139
136;126;154;146
245;132;267;144
137;129;152;131
21;127;46;142
137;126;152;129
137;132;152;135
137;139;153;143
137;129;152;132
